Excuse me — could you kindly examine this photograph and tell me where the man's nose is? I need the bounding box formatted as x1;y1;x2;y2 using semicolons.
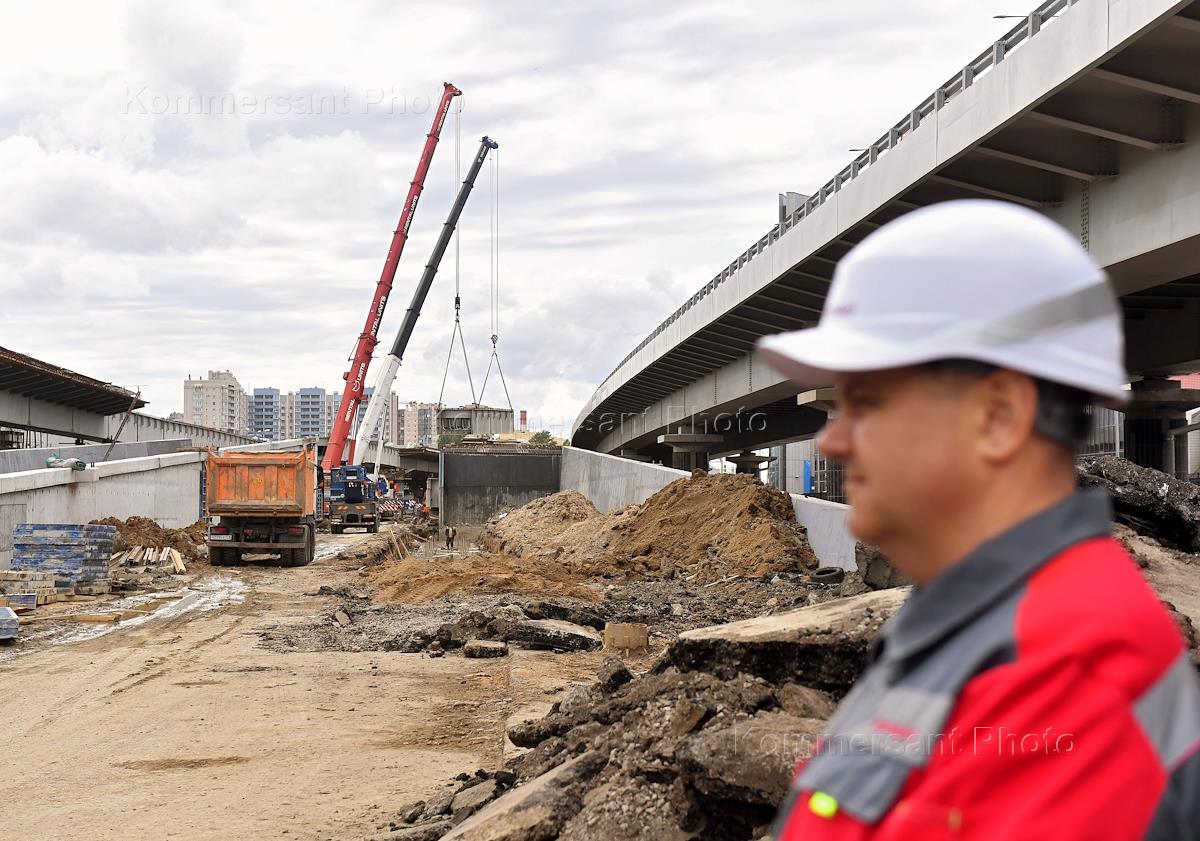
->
817;413;850;462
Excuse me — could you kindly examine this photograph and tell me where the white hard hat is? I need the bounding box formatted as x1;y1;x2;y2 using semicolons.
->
757;199;1128;405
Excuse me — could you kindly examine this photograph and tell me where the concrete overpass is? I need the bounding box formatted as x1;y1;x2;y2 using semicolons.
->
572;0;1200;473
0;345;254;451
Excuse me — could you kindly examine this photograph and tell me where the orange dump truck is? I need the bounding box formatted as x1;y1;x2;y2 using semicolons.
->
205;444;317;567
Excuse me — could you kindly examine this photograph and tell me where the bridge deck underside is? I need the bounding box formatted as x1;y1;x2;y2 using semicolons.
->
575;2;1200;454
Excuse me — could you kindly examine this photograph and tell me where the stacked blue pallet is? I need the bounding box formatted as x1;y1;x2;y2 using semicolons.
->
11;524;116;586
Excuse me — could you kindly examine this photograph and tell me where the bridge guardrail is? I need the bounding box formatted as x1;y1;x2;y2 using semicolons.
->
598;0;1076;392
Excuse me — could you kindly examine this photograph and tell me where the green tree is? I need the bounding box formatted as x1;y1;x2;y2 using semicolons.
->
529;430;555;445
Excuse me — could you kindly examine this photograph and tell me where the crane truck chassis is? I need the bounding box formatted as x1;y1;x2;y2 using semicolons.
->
206;444;318;567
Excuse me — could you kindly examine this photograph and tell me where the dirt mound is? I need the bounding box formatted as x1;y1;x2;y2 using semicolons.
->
482;473;817;584
90;516;208;562
482;491;600;556
368;553;601;604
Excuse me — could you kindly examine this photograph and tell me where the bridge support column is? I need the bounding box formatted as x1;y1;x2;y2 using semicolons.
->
1121;378;1200;477
726;451;775;477
657;432;723;472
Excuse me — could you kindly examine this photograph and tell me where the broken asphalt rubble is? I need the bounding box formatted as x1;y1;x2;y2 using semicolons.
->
347;460;1199;840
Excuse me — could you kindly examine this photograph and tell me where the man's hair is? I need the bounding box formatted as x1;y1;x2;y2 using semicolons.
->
924;359;1093;451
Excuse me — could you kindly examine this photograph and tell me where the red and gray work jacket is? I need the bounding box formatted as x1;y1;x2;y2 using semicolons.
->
773;490;1200;839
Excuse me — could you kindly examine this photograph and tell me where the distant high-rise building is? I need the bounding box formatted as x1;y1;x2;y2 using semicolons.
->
296;388;326;438
250;388;281;439
184;371;248;433
402;401;440;448
246;385;431;448
249;387;331;440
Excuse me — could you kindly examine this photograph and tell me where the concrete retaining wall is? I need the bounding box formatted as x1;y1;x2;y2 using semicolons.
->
0;452;204;569
0;439;192;474
559;448;689;513
561;448;857;569
442;450;562;525
788;494;855;571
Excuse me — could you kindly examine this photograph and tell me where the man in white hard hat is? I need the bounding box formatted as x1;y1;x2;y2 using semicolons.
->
757;200;1199;839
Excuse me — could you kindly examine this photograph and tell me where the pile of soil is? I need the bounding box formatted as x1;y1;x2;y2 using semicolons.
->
369;553;602;604
90;516;208;563
482;472;818;583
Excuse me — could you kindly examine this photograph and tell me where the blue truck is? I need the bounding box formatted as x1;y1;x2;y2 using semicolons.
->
327;465;379;534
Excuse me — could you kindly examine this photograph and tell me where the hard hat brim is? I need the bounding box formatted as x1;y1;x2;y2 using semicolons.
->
756;324;1130;407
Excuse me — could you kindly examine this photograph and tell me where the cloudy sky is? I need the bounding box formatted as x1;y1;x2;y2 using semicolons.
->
1;1;1021;435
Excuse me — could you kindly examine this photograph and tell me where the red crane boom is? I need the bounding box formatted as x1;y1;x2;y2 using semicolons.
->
323;81;462;471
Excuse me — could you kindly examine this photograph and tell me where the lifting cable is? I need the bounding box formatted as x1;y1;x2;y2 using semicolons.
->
478;147;513;413
438;98;478;409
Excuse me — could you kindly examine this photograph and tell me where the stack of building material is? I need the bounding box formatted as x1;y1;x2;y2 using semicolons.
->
0;591;39;611
0;570;58;605
0;606;18;640
10;523;117;587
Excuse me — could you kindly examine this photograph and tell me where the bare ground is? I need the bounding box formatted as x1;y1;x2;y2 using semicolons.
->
0;528;610;841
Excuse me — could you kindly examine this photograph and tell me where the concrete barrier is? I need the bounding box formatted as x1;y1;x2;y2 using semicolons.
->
559;447;689;513
560;448;857;570
0;439;193;474
789;494;855;572
0;452;204;569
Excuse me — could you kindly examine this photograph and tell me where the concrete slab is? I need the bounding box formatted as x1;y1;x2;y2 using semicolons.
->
670;588;908;689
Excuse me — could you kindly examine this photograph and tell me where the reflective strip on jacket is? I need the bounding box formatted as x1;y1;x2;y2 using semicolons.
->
773;490;1200;840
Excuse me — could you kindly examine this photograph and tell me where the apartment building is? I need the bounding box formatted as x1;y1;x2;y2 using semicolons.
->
183;371;248;434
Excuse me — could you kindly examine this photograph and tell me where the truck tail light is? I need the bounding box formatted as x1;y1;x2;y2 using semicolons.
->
244;528;255;536
286;526;305;536
211;526;229;535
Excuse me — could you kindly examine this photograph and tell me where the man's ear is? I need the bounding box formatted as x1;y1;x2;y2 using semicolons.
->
975;370;1039;463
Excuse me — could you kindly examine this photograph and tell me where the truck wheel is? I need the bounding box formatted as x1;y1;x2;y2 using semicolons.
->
368;524;379;534
304;531;315;566
210;547;225;566
331;525;342;535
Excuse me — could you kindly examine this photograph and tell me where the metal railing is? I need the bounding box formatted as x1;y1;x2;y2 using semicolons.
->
597;0;1077;393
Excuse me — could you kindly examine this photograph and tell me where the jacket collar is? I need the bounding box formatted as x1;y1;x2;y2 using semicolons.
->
881;488;1112;663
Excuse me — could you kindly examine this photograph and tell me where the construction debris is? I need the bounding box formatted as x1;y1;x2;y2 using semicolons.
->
385;589;899;840
1078;455;1200;552
602;622;648;652
0;606;18;640
90;516;209;563
107;545;187;592
463;640;508;658
505;618;602;652
854;542;908;589
668;588;906;690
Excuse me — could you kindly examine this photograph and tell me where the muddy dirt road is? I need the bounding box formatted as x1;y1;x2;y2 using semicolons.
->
0;529;605;841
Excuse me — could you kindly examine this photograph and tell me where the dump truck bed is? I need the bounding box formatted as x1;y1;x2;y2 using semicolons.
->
207;450;316;517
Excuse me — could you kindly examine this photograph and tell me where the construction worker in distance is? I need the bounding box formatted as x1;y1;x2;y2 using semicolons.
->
756;199;1200;839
